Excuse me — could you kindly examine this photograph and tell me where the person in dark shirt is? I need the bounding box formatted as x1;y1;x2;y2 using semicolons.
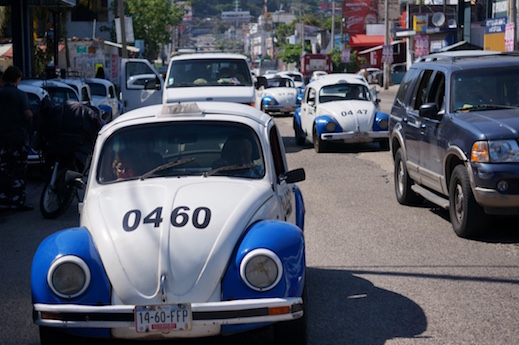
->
35;98;104;171
0;66;33;211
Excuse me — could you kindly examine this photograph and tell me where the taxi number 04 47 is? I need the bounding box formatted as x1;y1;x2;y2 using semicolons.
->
135;304;192;333
123;206;211;231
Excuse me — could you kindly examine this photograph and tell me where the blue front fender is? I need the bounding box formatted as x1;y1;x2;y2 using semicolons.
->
373;111;390;131
221;220;305;334
314;115;343;135
294;184;305;231
31;227;110;306
261;95;277;106
222;220;305;299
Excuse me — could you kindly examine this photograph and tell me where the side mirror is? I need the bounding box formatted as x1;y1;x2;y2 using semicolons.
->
419;102;442;120
255;76;268;90
65;170;86;189
279;168;306;184
144;77;161;91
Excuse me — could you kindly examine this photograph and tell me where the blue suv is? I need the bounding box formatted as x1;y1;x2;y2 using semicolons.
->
389;51;519;238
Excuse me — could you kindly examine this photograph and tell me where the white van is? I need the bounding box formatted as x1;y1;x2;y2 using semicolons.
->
163;53;255;106
120;54;256;112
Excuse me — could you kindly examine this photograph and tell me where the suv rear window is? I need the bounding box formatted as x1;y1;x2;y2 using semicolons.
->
166;59;253;88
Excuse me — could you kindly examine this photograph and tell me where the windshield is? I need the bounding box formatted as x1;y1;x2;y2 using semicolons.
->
452;67;519;111
165;58;253;88
319;83;371;103
97;121;265;183
267;77;295;88
87;83;107;97
47;87;79;104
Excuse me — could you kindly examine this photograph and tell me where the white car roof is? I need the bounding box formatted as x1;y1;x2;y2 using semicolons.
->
20;79;77;91
307;73;369;89
102;102;271;135
170;53;248;62
85;78;115;87
278;71;303;76
18;84;49;100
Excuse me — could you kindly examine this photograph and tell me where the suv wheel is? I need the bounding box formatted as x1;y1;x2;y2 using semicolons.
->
448;165;488;238
394;148;422;205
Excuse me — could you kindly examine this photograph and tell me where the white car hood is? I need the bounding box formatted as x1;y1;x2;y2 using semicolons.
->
164;86;254;103
264;87;297;105
84;179;272;304
319;100;377;132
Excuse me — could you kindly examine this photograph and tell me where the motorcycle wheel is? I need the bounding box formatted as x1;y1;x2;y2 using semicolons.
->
40;165;77;219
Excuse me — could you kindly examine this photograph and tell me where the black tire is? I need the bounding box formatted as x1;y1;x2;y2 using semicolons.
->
313;127;328;153
40;166;77;219
294;118;306;146
39;326;74;345
448;165;488;238
394;148;422;205
273;284;308;345
261;102;267;114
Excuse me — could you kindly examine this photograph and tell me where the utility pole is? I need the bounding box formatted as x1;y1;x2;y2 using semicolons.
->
118;0;128;58
511;0;517;51
300;5;305;54
383;0;390;89
331;0;335;51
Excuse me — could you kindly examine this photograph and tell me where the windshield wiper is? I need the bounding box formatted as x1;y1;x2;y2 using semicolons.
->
139;158;195;180
203;164;256;177
454;104;517;112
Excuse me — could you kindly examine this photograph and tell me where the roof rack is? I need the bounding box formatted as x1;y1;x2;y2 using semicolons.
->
416;50;503;63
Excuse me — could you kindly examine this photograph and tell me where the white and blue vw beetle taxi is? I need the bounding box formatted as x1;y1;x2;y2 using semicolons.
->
294;73;389;153
31;102;307;343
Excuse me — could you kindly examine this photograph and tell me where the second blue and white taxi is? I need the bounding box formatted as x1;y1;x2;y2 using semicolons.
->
294;73;390;152
255;74;300;116
31;102;308;343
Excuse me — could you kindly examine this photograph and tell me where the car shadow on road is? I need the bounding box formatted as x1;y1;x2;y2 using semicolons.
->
282;136;389;154
306;267;428;345
428;207;519;243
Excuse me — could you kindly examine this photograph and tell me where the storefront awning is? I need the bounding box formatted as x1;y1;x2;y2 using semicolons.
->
349;35;386;49
29;0;76;5
359;40;404;55
0;1;76;6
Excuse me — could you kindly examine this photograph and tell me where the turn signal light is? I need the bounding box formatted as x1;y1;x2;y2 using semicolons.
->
268;306;291;315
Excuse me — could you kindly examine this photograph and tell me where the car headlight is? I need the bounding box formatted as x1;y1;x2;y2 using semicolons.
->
47;255;91;299
325;121;337;132
240;249;283;291
471;140;519;163
264;97;278;106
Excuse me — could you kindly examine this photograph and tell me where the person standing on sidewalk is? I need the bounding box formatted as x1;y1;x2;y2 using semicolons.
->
0;66;34;211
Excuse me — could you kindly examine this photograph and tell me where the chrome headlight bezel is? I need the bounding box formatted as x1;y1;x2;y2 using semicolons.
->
240;249;283;292
47;255;91;299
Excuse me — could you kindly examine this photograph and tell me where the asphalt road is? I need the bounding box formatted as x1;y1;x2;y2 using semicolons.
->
2;84;519;345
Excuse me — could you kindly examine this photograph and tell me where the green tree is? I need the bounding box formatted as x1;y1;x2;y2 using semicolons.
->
278;43;302;65
330;49;366;73
126;0;184;60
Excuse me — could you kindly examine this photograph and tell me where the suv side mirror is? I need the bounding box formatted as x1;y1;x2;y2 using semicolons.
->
255;76;268;90
419;103;442;120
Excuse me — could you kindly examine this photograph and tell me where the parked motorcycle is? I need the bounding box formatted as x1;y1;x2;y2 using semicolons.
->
39;136;89;219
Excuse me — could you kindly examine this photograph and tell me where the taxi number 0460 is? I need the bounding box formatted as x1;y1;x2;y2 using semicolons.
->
123;206;211;231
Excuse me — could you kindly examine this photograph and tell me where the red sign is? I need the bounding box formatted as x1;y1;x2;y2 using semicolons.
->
343;0;379;35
